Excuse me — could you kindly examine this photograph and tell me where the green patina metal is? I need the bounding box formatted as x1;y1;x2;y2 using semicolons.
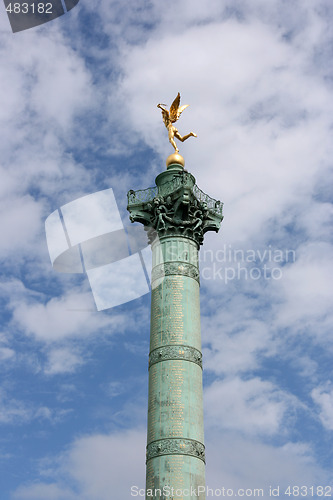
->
149;345;203;370
127;160;223;500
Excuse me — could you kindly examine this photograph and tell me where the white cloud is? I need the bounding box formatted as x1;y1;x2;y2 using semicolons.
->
44;348;83;375
12;428;146;500
0;194;44;259
0;27;93;132
0;347;15;361
0;388;71;426
0;332;16;362
205;432;328;492
0;22;97;269
203;323;271;375
0;389;32;424
311;384;333;430
11;290;98;342
35;406;73;424
204;377;296;436
7;286;115;343
66;429;146;499
273;242;333;338
200;278;279;376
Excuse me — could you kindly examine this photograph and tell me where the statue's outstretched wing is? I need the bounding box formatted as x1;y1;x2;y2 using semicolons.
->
170;92;189;122
176;104;189;120
169;93;181;122
158;105;170;128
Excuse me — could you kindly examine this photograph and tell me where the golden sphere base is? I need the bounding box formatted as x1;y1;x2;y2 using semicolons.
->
166;153;185;169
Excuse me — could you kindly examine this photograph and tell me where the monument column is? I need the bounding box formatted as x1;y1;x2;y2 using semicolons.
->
128;153;223;500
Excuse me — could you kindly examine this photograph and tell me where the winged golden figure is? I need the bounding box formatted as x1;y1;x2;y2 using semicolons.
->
157;92;197;153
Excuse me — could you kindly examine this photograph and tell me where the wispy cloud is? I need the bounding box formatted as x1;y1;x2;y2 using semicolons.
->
205;376;298;436
312;384;333;431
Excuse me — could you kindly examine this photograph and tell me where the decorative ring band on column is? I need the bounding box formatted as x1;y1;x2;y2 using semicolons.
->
149;345;202;369
151;262;200;284
146;438;205;464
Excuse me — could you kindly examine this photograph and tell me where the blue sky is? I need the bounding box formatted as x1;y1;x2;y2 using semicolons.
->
0;0;333;498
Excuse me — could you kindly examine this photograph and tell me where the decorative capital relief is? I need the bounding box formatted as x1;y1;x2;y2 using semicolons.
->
127;171;223;246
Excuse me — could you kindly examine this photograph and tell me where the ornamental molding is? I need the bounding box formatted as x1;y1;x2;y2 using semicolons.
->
146;438;205;463
127;171;223;246
152;262;200;284
149;345;203;369
128;173;223;217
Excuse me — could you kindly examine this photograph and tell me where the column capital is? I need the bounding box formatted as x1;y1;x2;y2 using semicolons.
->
127;167;223;247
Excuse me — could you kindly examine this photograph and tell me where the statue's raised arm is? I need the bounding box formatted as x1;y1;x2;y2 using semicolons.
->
157;92;197;153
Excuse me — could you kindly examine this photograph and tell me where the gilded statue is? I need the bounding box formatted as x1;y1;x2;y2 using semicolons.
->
157;92;197;152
